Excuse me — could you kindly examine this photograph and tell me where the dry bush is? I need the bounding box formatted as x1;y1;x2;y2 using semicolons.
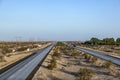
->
76;68;94;80
16;47;28;51
116;71;120;78
83;53;91;60
102;60;112;69
2;47;12;54
56;42;64;46
53;51;61;57
47;57;57;70
90;56;98;64
0;56;6;62
52;46;61;57
7;54;12;57
71;49;79;56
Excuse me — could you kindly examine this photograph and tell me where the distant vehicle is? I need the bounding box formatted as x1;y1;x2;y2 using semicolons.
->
72;44;76;47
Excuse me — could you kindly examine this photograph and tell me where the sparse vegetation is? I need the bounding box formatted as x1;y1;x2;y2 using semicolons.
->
7;54;12;57
83;53;91;60
71;49;79;56
1;58;6;62
2;47;12;54
53;51;61;57
47;57;57;70
52;50;61;57
76;68;93;80
102;60;112;69
116;71;120;78
90;56;98;64
83;54;98;63
0;41;49;54
33;41;120;80
56;42;64;46
16;47;28;51
0;55;6;62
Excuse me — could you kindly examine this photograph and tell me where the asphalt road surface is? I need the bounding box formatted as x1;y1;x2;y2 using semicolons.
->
75;47;120;66
0;44;54;80
64;42;120;66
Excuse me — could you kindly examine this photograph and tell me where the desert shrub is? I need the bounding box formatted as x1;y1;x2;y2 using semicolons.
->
76;68;93;80
102;60;112;69
90;56;98;64
71;49;79;56
0;58;6;62
47;57;57;70
52;47;61;57
116;71;120;78
53;51;61;57
0;56;6;62
59;46;66;51
17;47;28;51
53;77;61;80
32;45;38;48
7;54;12;57
62;50;67;54
83;54;91;60
71;52;78;56
56;42;64;46
2;47;12;54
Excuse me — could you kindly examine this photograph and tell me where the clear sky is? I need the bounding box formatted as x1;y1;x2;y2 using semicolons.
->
0;0;120;41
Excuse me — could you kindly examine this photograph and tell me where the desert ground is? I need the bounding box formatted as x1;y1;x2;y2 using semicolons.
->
0;42;50;69
33;42;120;80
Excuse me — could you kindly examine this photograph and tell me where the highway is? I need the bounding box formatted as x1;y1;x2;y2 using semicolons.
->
0;44;54;80
64;42;120;66
75;47;120;66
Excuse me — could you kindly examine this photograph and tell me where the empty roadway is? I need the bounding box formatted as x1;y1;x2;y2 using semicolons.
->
75;47;120;66
0;43;54;80
64;42;120;66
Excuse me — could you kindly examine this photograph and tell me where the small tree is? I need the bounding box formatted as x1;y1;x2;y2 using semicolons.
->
90;37;101;45
84;41;92;45
56;42;64;46
102;38;115;45
116;38;120;45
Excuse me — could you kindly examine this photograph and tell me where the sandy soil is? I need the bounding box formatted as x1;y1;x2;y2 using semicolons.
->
0;43;50;69
0;52;31;69
32;45;120;80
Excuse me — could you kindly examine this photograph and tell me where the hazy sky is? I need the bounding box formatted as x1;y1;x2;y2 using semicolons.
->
0;0;120;41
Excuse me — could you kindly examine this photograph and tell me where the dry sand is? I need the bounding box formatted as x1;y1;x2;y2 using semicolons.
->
0;43;50;69
33;46;120;80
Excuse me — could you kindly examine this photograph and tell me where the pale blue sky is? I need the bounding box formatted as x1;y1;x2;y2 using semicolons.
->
0;0;120;41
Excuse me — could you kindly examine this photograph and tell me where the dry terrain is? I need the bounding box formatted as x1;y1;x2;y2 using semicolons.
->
33;42;120;80
0;42;51;69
